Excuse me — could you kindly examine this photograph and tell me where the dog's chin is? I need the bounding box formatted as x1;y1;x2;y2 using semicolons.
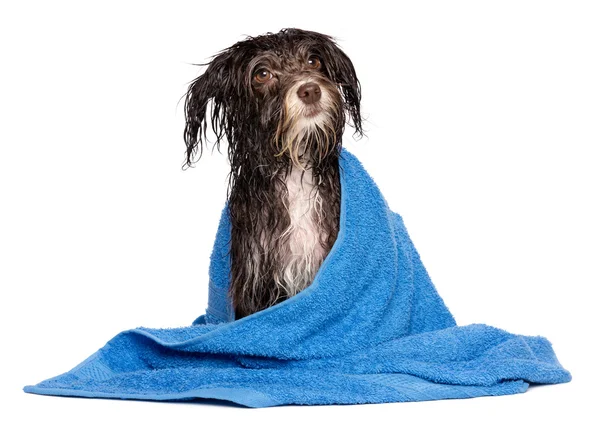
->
297;106;329;133
302;103;323;119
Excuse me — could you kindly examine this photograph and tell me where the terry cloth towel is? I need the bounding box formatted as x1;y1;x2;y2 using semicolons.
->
24;148;571;407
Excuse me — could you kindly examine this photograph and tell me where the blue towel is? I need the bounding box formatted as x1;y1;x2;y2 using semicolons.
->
24;148;571;407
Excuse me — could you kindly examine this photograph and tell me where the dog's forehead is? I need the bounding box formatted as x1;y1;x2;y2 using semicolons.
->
240;33;320;61
249;44;314;70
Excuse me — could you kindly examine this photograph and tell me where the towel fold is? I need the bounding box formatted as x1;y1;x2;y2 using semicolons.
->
24;148;571;407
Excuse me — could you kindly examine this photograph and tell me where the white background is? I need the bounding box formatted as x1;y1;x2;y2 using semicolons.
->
1;1;598;436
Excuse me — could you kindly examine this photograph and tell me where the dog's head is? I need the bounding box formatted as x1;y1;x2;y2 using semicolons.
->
182;28;363;170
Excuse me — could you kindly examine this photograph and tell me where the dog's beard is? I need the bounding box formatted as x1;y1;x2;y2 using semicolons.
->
275;80;343;169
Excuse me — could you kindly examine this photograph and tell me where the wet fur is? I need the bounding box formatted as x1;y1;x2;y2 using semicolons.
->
183;28;363;319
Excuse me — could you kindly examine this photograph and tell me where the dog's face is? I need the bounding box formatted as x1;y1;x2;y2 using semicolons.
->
183;28;362;170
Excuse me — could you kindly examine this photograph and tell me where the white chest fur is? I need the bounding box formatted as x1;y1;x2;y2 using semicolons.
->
277;165;327;297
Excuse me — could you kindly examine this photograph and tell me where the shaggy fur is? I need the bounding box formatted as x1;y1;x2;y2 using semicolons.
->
183;28;363;319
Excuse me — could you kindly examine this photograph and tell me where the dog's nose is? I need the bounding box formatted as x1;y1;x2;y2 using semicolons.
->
297;82;321;104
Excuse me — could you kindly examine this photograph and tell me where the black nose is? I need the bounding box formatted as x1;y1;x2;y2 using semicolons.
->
297;82;321;104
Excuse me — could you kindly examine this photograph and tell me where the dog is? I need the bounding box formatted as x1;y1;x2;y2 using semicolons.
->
182;28;363;319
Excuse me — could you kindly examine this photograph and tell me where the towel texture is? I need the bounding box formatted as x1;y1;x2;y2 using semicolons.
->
24;148;571;407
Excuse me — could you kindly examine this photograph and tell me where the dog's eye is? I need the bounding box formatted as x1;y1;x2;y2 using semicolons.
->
307;56;322;69
254;68;273;84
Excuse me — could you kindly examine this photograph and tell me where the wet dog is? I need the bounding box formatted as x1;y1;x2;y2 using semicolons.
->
183;28;363;319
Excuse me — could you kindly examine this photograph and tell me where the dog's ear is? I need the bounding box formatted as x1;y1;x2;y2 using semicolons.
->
317;35;363;138
182;51;236;169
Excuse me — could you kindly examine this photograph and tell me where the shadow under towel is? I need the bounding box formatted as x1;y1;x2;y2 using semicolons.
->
24;148;571;407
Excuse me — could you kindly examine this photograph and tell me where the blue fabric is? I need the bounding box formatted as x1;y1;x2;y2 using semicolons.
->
23;148;571;407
